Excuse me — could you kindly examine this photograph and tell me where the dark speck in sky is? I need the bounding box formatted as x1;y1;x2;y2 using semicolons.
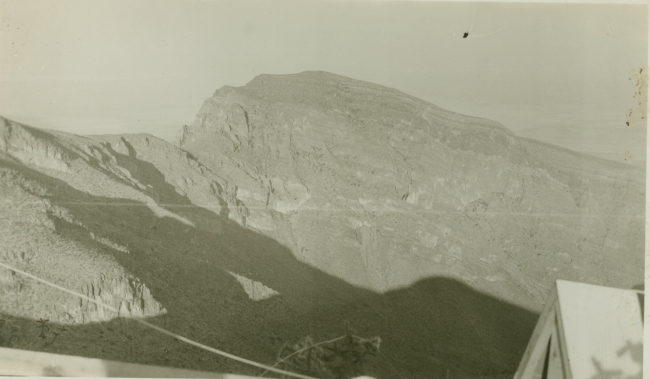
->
463;32;468;38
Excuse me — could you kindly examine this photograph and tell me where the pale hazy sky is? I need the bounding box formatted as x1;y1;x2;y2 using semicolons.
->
0;0;647;165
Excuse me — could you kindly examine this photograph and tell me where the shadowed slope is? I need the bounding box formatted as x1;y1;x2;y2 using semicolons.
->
0;157;537;378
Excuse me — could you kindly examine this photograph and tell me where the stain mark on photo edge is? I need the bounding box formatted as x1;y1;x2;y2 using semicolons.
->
625;66;648;127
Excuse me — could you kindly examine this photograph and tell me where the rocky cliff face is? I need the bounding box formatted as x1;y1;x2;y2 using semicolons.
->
178;71;644;309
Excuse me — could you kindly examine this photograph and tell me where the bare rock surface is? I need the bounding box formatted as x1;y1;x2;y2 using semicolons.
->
228;271;279;301
178;71;644;310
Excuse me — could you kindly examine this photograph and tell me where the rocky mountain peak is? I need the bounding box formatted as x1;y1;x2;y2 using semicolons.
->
178;72;643;305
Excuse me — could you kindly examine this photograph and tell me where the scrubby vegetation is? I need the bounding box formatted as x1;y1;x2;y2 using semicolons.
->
0;318;20;347
36;318;68;348
268;322;381;379
0;317;69;350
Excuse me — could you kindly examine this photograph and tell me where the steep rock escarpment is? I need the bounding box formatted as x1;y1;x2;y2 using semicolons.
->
178;71;644;310
0;117;72;172
78;275;165;323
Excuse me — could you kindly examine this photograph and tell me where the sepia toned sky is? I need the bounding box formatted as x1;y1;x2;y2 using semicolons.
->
0;0;647;165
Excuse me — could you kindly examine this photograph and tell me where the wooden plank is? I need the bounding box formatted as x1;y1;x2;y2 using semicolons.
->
552;300;572;379
514;282;559;379
546;324;565;379
0;346;267;378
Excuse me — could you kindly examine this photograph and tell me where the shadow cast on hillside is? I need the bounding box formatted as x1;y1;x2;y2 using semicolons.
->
100;138;230;219
0;157;539;379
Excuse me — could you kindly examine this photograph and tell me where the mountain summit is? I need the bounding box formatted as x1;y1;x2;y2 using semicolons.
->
178;71;643;306
0;72;643;378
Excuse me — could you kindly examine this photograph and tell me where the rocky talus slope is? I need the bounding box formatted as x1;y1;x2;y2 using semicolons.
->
0;71;643;378
0;166;165;325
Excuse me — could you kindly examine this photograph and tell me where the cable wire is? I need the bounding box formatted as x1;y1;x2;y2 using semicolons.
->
0;261;317;379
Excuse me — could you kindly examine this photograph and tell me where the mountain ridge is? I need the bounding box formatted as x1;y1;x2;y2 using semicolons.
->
0;71;644;378
177;71;643;307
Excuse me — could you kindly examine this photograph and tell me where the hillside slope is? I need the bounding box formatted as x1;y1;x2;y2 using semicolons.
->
0;71;644;378
0;116;538;378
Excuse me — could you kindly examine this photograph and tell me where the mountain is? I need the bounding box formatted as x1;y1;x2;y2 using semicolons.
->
178;71;644;308
0;71;644;378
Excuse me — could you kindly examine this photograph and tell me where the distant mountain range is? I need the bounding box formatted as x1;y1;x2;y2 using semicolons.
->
0;71;643;378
